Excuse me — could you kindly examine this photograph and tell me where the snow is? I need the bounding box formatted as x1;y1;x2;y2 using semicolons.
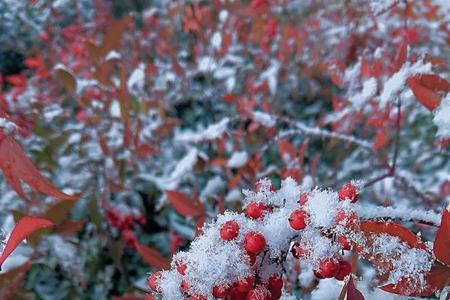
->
305;189;339;228
105;50;121;61
211;32;222;50
127;63;146;95
141;148;198;190
253;111;276;127
227;151;249;168
175;118;230;143
370;0;398;14
433;93;450;138
0;118;18;134
200;176;225;202
198;56;218;72
379;60;432;107
349;77;377;108
260;60;280;95
110;100;121;118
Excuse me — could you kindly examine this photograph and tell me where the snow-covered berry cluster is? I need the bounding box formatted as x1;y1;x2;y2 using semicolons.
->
148;178;363;299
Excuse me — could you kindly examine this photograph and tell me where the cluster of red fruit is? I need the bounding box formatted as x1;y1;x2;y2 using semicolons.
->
289;183;358;282
148;182;360;299
106;208;146;247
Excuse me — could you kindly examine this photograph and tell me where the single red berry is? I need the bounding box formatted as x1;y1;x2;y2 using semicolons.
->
267;274;283;294
236;276;255;293
213;285;231;298
288;209;308;230
220;220;240;241
244;232;266;254
291;242;310;259
176;262;187;275
335;210;358;225
246;285;270;300
338;183;359;203
148;271;162;293
335;260;352;280
316;258;340;278
191;295;207;300
298;193;309;206
245;202;267;220
337;235;351;250
181;279;189;293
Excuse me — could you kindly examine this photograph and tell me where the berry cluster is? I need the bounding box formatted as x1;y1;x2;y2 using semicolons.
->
106;207;146;247
148;178;361;299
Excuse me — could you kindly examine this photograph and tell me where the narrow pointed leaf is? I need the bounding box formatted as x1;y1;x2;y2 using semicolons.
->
434;209;450;265
135;242;170;270
0;136;80;200
0;216;54;269
166;190;204;217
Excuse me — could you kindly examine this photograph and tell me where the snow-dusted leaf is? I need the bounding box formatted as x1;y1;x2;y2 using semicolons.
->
166;190;204;217
0;216;54;269
407;74;450;111
359;221;427;250
380;265;450;297
0;136;80;200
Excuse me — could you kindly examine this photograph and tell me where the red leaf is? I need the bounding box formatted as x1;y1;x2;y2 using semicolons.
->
0;136;80;200
407;74;450;111
347;277;365;300
394;41;407;72
434;209;450;265
135;242;170;270
0;216;54;269
359;221;427;250
380;265;450;297
166;190;204;217
279;139;296;161
144;295;155;300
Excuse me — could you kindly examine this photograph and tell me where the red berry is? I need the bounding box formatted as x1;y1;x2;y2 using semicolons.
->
213;285;231;298
288;209;308;230
245;202;267;220
337;235;351;250
313;269;325;280
316;258;340;278
267;275;283;294
291;242;310;259
191;295;207;300
338;183;359;203
176;262;187;275
335;261;352;280
335;210;358;225
298;193;309;206
148;271;162;293
181;279;189;293
220;220;240;241
236;276;255;293
244;232;266;254
246;285;270;300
